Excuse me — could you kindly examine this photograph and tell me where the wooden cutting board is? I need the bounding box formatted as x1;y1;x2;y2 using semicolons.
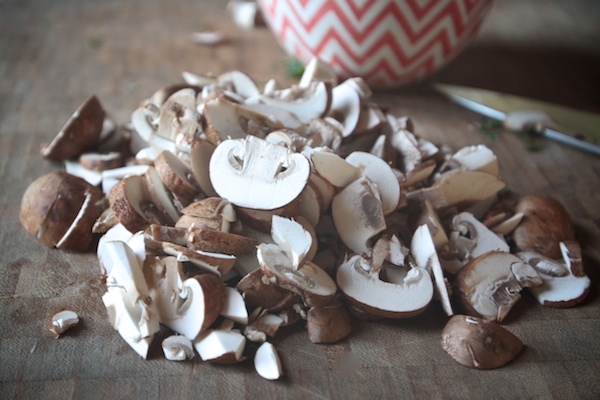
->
1;1;599;399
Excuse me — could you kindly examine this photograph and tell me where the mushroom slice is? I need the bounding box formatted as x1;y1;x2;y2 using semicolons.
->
388;118;423;173
411;199;448;250
346;151;401;214
444;212;510;274
406;170;506;210
64;160;103;187
257;243;337;307
441;315;523;369
193;329;246;364
236;268;302;312
299;57;338;88
527;241;591;308
271;215;313;269
331;177;386;256
79;152;124;172
311;149;361;188
328;80;362;137
109;174;169;233
451;145;499;177
41;95;106;160
236;200;300;233
337;254;433;319
309;173;335;211
51;310;79;337
190;139;218;197
402;159;436;188
203;97;284;144
162;335;195;361
187;228;256;255
148;224;188;246
220;287;248;325
146;239;235;276
297;181;323;227
307;298;352;344
101;164;150;196
148;257;225;340
102;287;154;359
455;251;542;322
254;342;283;380
512;195;575;259
154;150;201;206
504;110;556;132
20;171;105;251
209;135;311;210
411;225;453;316
245;81;331;124
144;166;180;224
218;70;261;99
177;197;237;232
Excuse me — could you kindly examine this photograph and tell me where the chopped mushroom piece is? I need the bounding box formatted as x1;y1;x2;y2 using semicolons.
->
51;310;80;337
441;315;523;369
254;342;283;380
337;254;433;319
193;329;246;364
162;335;195;361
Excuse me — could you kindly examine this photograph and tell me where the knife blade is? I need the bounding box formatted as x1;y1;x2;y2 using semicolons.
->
433;83;600;156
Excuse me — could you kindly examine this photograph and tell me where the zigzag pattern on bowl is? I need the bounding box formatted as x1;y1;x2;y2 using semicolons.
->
259;0;493;86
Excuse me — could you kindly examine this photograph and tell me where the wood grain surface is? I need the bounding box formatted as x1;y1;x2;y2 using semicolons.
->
1;1;600;399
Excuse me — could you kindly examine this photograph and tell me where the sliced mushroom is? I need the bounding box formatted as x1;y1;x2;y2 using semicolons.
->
455;251;542;322
337;254;434;318
328;80;362;137
203;97;284;144
220;286;249;325
193;328;246;364
144;166;180;224
147;257;224;340
526;241;591;308
406;170;506;210
441;315;523;369
209;135;311;210
411;225;453;316
306;298;352;344
218;70;261;99
271;215;313;269
101;164;150;196
109;175;170;233
162;335;195;361
236;268;302;312
41;95;106;160
79;152;124;172
331;177;386;256
451;145;499;177
20;171;105;251
190;139;218;197
513;195;575;259
311;148;361;188
254;342;283;380
257;243;337;307
51;310;80;337
245;81;331;124
345;151;401;214
154;150;201;206
187;227;256;255
299;57;338;88
177;197;237;232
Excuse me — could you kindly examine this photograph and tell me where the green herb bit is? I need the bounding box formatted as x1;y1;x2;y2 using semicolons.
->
286;57;305;79
522;131;541;151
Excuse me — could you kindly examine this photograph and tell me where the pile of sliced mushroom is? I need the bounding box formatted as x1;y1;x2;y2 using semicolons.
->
20;58;591;376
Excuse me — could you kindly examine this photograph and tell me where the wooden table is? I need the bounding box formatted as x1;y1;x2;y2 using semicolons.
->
1;1;599;398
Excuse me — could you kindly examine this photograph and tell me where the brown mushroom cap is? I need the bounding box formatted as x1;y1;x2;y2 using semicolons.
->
441;315;523;369
513;195;575;259
41;95;106;160
20;171;104;250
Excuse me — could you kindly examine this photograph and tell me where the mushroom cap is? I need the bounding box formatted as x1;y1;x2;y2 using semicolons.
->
41;95;105;160
441;315;523;369
209;136;310;210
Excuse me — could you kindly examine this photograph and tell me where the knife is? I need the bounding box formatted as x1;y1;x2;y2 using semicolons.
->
433;83;600;157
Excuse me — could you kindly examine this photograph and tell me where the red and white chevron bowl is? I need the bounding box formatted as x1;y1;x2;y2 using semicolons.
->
258;0;493;87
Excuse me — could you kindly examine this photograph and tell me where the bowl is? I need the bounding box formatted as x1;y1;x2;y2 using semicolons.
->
258;0;493;87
